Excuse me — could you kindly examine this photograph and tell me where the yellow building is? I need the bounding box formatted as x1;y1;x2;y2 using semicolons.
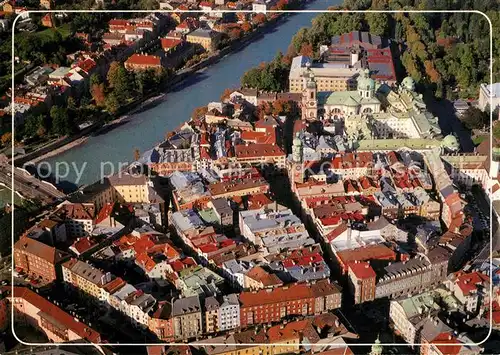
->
62;259;112;300
186;29;220;52
288;56;360;93
108;173;150;203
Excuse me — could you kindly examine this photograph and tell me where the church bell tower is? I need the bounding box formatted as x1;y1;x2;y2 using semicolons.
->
301;62;318;120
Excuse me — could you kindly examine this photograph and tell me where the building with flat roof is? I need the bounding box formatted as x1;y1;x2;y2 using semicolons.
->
239;208;315;254
176;265;225;297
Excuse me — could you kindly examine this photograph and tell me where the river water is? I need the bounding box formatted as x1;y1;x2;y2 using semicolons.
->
45;0;337;188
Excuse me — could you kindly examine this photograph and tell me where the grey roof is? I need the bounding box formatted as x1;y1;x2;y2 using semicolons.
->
189;28;213;38
220;293;239;308
286;260;330;282
204;296;220;311
172;209;205;232
67;260;106;285
211;198;233;216
419;317;452;343
223;259;254;274
331;31;382;48
172;296;201;316
367;216;391;231
382;256;430;280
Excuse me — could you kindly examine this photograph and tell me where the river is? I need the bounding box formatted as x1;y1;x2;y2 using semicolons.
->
44;0;338;188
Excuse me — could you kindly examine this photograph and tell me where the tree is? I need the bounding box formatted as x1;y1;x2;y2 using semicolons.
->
36;126;47;137
1;132;11;145
252;13;266;26
90;73;102;87
220;88;234;102
424;60;441;83
192;106;208;120
493;122;500;141
241;21;252;33
229;28;243;41
105;93;120;114
50;106;73;136
299;43;314;57
107;61;132;103
461;107;488;130
91;83;106;107
366;13;390;36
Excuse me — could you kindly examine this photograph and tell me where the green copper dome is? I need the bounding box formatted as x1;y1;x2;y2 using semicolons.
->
402;76;416;91
441;134;460;151
357;68;375;91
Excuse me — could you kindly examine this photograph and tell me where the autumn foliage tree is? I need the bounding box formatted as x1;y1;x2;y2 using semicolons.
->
252;13;266;26
1;132;11;145
299;43;314;57
229;28;243;41
192;106;208;120
241;21;252;32
220;88;235;102
91;83;106;106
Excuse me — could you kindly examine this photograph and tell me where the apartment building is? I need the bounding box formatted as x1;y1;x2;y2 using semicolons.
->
62;258;112;300
13;237;69;283
239;280;342;327
172;296;203;340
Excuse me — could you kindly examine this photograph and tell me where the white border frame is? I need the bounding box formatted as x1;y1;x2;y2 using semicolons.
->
9;8;494;348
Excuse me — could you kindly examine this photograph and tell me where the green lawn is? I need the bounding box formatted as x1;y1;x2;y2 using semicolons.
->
38;23;72;39
472;135;487;146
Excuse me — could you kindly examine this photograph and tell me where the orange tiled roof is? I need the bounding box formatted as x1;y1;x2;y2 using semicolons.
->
125;54;161;67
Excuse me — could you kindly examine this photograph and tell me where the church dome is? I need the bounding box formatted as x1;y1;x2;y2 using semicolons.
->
401;76;416;91
441;134;460;151
357;68;375;91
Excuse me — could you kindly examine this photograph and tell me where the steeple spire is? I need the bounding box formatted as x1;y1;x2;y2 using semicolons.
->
370;334;383;355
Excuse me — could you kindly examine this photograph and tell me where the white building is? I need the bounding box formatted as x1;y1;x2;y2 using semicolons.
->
218;294;240;331
478;82;500;111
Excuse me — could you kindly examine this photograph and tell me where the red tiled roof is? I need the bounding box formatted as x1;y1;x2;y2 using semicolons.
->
240;130;276;144
325;223;348;242
136;252;157;272
235;144;284;158
245;266;283;287
76;58;96;74
336;244;396;266
102;277;126;293
71;237;96;254
239;280;339;307
14;237;67;264
455;271;489;296
109;19;128;27
161;38;183;50
267;319;311;342
125;54;161;67
94;203;114;225
430;332;462;355
348;262;376;279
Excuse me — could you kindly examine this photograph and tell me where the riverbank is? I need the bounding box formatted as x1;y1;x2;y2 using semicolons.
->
14;6;306;167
